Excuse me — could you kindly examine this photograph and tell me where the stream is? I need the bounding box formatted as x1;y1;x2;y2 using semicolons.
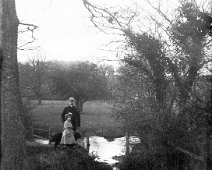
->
35;135;140;168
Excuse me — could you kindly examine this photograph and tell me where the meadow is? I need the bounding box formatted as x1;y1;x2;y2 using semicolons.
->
31;100;124;138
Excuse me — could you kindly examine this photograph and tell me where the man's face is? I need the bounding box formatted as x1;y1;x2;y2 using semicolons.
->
69;100;74;106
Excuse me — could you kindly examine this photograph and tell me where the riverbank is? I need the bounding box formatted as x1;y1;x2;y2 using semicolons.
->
33;134;141;169
26;141;112;170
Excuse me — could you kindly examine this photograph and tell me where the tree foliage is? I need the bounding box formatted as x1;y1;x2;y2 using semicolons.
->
83;0;212;169
124;31;168;107
50;61;109;111
19;57;50;104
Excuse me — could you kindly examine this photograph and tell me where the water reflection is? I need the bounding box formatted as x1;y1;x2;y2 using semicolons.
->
85;136;125;164
35;139;49;145
35;135;140;165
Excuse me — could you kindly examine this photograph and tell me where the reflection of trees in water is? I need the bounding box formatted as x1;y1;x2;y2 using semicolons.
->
125;131;129;156
85;136;90;152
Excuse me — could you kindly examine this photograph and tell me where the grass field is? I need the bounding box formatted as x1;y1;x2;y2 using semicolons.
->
32;100;124;138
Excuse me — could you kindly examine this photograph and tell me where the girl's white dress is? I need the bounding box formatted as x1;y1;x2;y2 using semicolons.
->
61;120;76;144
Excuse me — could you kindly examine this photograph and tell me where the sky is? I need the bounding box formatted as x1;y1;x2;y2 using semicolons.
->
16;0;123;67
16;0;210;69
16;0;177;66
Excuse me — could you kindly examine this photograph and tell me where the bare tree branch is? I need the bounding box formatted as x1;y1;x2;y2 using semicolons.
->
19;22;38;28
18;46;41;51
145;0;173;25
82;0;140;34
18;22;38;50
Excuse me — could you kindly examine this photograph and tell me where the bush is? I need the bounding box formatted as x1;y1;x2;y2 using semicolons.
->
119;100;210;169
119;145;191;170
119;149;165;170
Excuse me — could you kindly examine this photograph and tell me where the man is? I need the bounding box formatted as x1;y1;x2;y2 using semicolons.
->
61;97;80;131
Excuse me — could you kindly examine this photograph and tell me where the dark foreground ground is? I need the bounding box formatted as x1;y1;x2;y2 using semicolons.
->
26;141;113;170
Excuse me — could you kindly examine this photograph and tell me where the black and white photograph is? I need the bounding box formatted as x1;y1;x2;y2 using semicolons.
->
0;0;212;169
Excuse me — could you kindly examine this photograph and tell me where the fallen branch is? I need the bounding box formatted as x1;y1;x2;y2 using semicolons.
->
33;128;49;132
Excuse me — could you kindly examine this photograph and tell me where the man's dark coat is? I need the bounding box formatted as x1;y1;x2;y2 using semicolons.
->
61;105;80;131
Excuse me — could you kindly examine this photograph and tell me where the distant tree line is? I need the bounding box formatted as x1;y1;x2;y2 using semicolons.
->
18;59;114;111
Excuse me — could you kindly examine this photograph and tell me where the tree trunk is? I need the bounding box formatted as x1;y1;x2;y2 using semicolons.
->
38;98;42;105
0;47;2;155
85;135;90;152
125;131;130;155
75;97;84;112
75;97;80;109
0;0;27;169
79;100;83;112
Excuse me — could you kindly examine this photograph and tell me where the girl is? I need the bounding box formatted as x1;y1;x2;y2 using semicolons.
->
61;112;76;148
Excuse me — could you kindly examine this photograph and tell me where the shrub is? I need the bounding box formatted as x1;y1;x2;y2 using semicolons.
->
119;145;192;170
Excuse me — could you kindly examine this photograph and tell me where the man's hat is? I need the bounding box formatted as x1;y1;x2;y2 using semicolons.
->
69;97;75;102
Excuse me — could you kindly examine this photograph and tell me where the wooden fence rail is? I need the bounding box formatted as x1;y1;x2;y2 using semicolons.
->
33;127;52;139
